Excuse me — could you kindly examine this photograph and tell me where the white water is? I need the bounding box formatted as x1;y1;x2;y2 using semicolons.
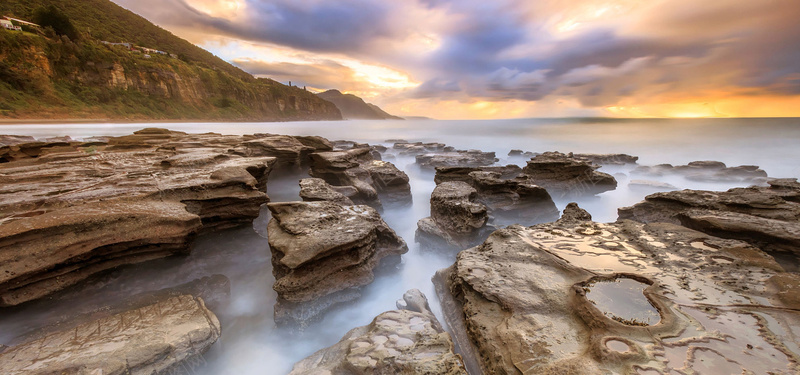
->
1;117;798;374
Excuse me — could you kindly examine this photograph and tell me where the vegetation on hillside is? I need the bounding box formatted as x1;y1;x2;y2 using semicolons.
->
0;1;341;121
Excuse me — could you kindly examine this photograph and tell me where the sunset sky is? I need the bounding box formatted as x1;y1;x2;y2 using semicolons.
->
111;0;800;119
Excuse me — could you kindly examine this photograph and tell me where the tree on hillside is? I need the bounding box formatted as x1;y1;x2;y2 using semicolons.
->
34;5;78;40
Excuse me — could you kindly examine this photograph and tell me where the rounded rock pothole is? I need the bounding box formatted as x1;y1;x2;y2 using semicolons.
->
584;276;661;326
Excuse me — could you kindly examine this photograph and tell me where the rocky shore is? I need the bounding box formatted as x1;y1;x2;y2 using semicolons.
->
1;128;798;374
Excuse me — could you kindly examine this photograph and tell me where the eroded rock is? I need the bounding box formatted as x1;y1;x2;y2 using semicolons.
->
436;204;800;374
521;151;617;197
415;150;499;169
435;165;560;226
267;201;408;326
618;179;800;256
289;289;467;375
572;153;639;166
416;182;491;250
299;177;354;205
309;148;411;207
0;295;221;375
0;128;330;306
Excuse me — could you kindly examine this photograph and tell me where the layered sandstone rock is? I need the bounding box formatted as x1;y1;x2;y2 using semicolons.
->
618;178;800;256
572;153;639;166
0;295;221;375
309;148;412;207
0;128;331;306
436;203;800;374
521;151;617;197
416;182;491;250
289;289;467;375
435;165;560;225
299;177;355;205
267;201;408;326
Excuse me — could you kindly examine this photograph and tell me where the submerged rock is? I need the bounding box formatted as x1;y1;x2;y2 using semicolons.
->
289;289;467;375
436;203;800;374
521;151;617;197
267;201;408;326
618;179;800;256
0;128;330;306
309;148;412;207
0;295;221;375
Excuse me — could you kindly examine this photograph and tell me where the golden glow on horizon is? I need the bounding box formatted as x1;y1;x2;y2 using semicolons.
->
189;0;244;18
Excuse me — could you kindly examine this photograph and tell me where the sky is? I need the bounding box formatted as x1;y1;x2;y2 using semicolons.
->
111;0;800;119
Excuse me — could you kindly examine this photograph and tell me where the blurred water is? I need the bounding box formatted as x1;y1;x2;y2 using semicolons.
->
0;117;798;374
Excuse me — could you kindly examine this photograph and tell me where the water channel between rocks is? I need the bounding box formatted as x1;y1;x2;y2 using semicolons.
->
1;118;799;374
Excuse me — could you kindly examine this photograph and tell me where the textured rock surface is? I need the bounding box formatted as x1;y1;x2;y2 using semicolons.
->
415;150;499;169
267;201;408;325
521;151;617;197
0;128;331;306
289;289;467;375
435;165;560;226
416;182;491;250
0;295;221;375
618;179;800;256
632;161;769;184
310;148;411;207
436;204;800;374
299;177;355;205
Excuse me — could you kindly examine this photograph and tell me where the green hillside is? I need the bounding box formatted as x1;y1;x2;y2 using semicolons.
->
0;0;342;121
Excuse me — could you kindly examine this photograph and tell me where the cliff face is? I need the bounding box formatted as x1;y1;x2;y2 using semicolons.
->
317;90;402;120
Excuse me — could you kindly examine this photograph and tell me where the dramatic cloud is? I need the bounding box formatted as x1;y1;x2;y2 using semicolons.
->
112;0;800;118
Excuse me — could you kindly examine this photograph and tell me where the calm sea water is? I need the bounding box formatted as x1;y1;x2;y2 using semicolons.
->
1;118;798;374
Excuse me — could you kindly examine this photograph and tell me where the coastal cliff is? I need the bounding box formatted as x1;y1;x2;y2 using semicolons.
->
0;1;342;121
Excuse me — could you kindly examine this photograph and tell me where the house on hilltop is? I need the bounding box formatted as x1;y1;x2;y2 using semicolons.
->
1;17;22;31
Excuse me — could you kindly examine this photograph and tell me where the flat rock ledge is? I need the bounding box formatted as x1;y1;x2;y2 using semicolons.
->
310;148;412;208
0;294;221;375
289;289;467;375
618;178;800;257
0;128;332;307
267;201;408;326
435;203;800;374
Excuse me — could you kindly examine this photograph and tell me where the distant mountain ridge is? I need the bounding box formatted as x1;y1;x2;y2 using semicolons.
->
0;0;341;121
317;90;403;120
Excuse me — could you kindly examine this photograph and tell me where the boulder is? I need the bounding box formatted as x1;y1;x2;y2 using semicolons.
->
0;128;328;306
618;179;800;256
299;178;355;205
436;203;799;374
0;295;220;375
521;151;617;197
289;289;467;375
310;148;411;207
267;201;408;326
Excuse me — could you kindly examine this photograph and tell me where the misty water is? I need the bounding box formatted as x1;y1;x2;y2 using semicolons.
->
1;117;799;374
